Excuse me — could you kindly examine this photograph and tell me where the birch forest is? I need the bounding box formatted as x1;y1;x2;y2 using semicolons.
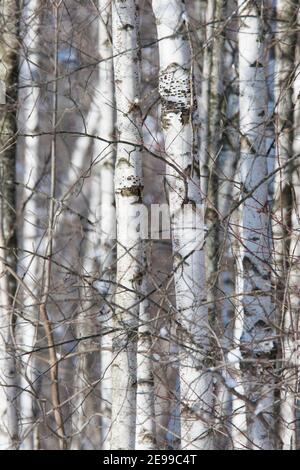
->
0;0;300;452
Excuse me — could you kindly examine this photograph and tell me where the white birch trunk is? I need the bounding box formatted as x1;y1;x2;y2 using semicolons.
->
274;0;299;450
17;0;41;449
229;185;248;450
110;0;143;450
0;0;19;449
135;264;156;449
219;14;244;447
152;0;213;450
71;0;115;449
66;77;102;453
217;11;239;447
96;0;115;449
238;0;275;449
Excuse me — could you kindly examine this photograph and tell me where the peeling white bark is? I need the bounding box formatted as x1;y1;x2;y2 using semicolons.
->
152;0;213;450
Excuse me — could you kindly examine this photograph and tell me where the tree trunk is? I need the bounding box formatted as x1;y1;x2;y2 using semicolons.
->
71;276;100;450
96;0;115;450
238;0;275;449
292;16;300;447
152;0;214;450
0;0;19;450
135;261;156;449
70;118;102;450
274;0;299;450
229;182;248;450
205;0;225;328
216;4;239;447
17;0;41;449
71;1;116;449
110;0;143;450
202;1;226;447
199;0;214;196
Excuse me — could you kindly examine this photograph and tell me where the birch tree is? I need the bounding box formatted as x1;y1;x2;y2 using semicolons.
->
110;0;144;450
199;0;214;196
201;1;226;445
96;0;115;449
229;197;248;450
204;0;225;325
220;9;245;448
135;262;156;449
69;108;102;451
216;3;239;446
238;0;275;449
273;0;299;450
0;0;19;449
290;16;300;448
71;164;103;449
72;0;116;449
17;0;41;449
152;0;213;450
